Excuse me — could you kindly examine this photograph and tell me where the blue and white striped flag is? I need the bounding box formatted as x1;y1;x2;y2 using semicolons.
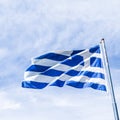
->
22;45;107;91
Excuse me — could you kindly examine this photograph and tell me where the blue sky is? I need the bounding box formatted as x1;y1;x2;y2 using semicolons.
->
0;0;120;120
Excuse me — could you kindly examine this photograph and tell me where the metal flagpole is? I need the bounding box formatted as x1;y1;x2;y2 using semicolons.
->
100;39;119;120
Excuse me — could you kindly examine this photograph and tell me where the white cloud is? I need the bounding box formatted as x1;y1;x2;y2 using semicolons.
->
0;91;21;110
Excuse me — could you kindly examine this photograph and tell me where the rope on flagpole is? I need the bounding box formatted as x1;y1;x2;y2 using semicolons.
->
100;38;119;120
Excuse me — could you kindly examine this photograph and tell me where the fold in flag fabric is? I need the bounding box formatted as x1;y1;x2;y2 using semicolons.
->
22;45;107;91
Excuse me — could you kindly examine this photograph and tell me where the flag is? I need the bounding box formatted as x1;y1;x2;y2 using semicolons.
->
22;45;107;91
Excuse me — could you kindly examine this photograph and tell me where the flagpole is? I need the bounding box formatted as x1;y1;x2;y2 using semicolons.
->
100;39;119;120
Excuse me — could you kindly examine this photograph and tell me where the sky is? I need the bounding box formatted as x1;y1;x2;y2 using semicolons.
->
0;0;120;120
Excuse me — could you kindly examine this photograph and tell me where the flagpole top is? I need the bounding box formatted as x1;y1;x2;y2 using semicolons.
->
100;38;105;44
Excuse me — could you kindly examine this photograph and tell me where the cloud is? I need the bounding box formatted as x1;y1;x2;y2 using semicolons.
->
0;91;21;110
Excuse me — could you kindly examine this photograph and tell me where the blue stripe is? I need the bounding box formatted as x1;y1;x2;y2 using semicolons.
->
40;68;105;79
65;70;104;79
41;69;64;77
71;50;84;56
89;45;100;53
35;53;69;61
66;70;79;76
22;81;48;89
62;55;84;67
66;81;106;91
90;57;103;68
78;71;105;79
26;65;50;72
22;80;106;91
50;80;65;87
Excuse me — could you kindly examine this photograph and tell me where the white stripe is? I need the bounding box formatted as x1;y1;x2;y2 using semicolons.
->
31;58;59;66
55;51;73;56
54;74;72;81
71;64;83;71
91;53;102;58
24;71;58;83
24;71;40;79
68;76;107;85
83;57;90;68
49;63;83;74
24;71;72;83
82;67;104;74
48;74;72;86
51;63;71;72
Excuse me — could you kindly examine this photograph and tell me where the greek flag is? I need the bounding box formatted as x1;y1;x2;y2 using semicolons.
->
22;45;107;91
